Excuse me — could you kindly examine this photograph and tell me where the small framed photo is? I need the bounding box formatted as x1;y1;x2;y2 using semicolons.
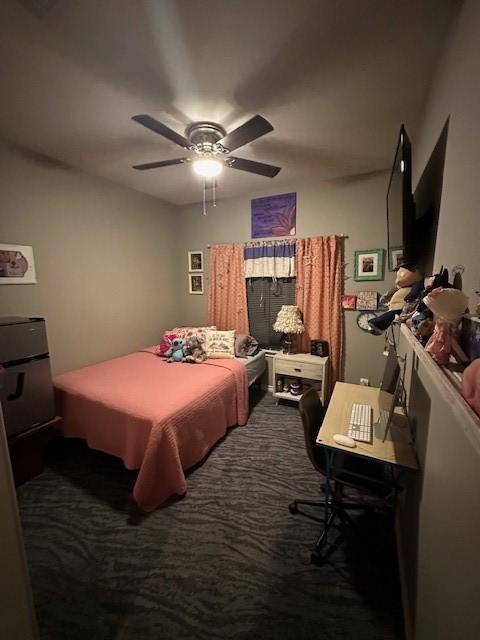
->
189;273;204;294
0;243;37;284
341;294;357;310
354;249;384;281
389;246;404;271
356;291;378;311
188;251;203;272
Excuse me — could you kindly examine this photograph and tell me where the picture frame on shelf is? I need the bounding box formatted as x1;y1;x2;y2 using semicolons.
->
188;251;203;272
341;294;357;310
354;248;384;281
188;273;204;294
356;291;378;310
389;246;404;271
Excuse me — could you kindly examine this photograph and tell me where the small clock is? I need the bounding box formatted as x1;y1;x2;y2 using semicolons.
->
356;311;378;332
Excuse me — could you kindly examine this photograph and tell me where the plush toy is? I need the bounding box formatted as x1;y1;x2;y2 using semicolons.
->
368;264;423;335
462;358;480;418
184;335;207;364
159;332;177;356
408;266;451;343
424;287;469;366
165;337;186;362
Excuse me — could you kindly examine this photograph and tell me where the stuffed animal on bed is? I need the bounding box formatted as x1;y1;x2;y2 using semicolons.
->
165;337;186;363
158;332;177;356
184;335;207;364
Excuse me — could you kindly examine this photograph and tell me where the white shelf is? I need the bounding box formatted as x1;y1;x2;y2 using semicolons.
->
272;390;303;402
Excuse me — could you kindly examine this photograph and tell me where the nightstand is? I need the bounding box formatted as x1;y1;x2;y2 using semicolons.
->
272;353;329;405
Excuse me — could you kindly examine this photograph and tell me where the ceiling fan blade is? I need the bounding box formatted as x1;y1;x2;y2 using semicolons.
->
226;156;281;178
132;157;189;170
219;115;273;152
132;115;190;149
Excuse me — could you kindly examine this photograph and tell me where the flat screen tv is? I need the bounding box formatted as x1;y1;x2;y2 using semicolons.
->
386;124;416;268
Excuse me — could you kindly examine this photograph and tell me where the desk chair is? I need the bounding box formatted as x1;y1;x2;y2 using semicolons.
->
289;388;395;564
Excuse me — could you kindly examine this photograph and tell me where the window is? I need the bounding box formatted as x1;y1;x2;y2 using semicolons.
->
247;278;296;348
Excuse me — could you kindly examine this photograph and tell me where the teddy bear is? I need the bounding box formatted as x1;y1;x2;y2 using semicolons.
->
368;264;424;335
184;335;207;364
165;337;186;362
423;287;469;366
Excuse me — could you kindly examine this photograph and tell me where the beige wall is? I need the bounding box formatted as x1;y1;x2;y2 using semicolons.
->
0;140;178;375
177;172;395;386
413;0;480;305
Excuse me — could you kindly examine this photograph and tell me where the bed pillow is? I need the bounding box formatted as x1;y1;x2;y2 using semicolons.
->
235;334;259;358
205;329;236;359
172;326;216;343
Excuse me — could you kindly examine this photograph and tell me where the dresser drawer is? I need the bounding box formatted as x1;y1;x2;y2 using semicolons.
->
275;360;323;380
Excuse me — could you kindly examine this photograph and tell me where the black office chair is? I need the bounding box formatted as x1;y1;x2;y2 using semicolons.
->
289;388;395;564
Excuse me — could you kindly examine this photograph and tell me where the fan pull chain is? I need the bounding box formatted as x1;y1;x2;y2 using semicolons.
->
202;178;207;216
212;178;216;207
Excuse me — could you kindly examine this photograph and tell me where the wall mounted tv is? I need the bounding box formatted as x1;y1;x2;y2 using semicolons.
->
386;124;416;267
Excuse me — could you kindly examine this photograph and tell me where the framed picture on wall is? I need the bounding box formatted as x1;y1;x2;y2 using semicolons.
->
188;251;203;272
389;246;404;271
341;294;357;310
356;291;378;310
353;249;384;281
0;243;37;284
189;273;204;294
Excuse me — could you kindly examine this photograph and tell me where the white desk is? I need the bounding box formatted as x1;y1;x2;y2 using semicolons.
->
316;382;418;470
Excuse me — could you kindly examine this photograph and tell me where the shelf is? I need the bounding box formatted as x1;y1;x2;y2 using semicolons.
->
273;390;303;402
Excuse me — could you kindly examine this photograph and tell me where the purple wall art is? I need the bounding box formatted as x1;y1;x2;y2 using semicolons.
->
251;192;296;239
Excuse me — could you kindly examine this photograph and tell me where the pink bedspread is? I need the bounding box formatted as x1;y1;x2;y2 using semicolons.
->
54;349;248;511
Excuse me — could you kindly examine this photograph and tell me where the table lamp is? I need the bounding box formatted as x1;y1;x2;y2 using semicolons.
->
273;305;305;354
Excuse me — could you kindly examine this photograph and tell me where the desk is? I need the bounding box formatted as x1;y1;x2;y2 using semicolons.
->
316;382;417;470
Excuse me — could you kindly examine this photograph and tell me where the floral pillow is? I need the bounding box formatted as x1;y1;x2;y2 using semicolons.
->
158;326;215;356
172;326;215;344
205;329;236;359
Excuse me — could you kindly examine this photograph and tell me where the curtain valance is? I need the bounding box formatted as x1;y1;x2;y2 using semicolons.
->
244;239;295;278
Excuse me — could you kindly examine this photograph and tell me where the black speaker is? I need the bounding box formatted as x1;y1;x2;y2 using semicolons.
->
310;340;329;357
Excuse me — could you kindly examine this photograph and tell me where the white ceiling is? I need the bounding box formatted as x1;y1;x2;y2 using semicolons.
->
0;0;459;205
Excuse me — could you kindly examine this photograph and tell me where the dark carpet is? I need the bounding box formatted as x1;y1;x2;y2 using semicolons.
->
17;392;404;640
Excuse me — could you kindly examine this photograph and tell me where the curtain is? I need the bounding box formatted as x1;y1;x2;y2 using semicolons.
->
208;243;250;334
295;235;343;389
244;240;295;278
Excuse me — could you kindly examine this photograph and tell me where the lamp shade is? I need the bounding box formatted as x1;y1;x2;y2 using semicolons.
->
273;305;305;334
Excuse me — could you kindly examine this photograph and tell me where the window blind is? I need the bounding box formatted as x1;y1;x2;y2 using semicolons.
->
247;278;296;347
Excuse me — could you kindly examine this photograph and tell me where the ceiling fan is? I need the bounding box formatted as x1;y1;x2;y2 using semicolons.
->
131;114;281;179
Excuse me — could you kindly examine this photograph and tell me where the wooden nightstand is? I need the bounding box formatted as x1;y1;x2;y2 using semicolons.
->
272;353;329;405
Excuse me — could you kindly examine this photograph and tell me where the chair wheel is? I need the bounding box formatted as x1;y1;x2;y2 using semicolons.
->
288;503;298;514
311;550;325;566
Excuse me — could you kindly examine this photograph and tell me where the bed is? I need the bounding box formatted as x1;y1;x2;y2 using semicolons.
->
244;349;266;386
54;347;253;512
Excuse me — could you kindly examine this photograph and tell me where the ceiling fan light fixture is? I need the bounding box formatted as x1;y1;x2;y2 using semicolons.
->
192;157;223;178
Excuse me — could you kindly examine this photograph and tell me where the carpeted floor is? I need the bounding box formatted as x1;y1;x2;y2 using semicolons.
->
17;391;404;640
